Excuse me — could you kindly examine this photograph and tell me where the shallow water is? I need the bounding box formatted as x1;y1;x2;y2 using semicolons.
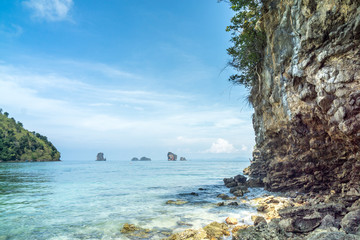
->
0;159;267;239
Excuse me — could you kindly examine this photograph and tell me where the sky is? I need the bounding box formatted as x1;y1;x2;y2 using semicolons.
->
0;0;254;161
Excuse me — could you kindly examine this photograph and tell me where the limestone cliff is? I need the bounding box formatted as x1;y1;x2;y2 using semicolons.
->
248;0;360;198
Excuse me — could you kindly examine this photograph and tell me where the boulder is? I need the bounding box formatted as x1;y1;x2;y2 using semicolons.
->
225;217;238;225
203;222;230;239
340;209;360;234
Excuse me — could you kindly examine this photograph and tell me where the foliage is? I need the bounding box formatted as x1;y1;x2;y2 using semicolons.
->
0;111;60;162
223;0;266;89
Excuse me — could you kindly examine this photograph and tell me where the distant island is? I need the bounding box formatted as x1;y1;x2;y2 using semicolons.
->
167;152;177;161
131;156;151;161
96;152;106;161
0;109;60;162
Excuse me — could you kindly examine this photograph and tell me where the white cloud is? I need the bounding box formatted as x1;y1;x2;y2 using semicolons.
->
205;138;238;153
0;61;255;159
23;0;73;22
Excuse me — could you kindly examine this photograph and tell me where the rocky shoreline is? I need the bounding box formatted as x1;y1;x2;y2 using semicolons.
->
119;172;360;240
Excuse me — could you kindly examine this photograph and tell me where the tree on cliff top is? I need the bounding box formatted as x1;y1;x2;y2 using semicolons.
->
222;0;265;89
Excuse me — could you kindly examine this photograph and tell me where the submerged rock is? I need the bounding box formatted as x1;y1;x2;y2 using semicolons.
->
165;200;188;205
120;223;152;239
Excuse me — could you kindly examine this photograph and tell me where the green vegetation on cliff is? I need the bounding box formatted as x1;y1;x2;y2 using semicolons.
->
224;0;265;89
0;109;60;162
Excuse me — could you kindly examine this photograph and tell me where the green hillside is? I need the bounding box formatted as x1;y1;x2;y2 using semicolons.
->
0;109;60;162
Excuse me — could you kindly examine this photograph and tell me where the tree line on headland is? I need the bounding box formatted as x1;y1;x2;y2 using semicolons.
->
0;109;60;162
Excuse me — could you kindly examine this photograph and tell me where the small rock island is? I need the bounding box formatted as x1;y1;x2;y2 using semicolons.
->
131;157;151;161
167;152;177;161
96;152;106;161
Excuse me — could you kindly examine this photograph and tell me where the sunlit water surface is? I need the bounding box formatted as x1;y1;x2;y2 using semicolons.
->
0;159;268;239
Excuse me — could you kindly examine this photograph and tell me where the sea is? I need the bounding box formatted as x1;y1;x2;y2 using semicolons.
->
0;159;268;240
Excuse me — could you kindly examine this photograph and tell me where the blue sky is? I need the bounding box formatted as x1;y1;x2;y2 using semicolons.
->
0;0;254;161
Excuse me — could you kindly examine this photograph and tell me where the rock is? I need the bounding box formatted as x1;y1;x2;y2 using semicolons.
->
230;185;249;194
243;166;250;175
233;190;244;197
233;221;287;240
180;192;199;196
234;174;247;184
179;157;187;161
318;214;337;230
203;222;230;239
165;200;188;205
140;156;151;161
176;221;193;227
225;217;238;225
228;202;239;206
306;231;360;240
245;0;360;195
232;225;250;234
167;152;177;161
165;229;207;240
340;209;360;234
216;193;235;200
247;178;264;187
131;157;139;161
120;223;152;239
216;202;225;206
96;152;106;161
198;188;206;191
121;223;139;233
252;216;266;226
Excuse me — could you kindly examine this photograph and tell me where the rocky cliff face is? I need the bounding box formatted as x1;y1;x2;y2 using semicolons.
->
248;0;360;198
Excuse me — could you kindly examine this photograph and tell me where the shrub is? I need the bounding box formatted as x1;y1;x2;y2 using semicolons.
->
224;0;266;89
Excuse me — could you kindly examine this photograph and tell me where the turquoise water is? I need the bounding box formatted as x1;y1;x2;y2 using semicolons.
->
0;159;265;240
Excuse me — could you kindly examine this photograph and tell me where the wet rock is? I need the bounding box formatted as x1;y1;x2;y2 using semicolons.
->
165;229;207;240
165;200;188;205
216;193;233;200
203;222;230;239
180;192;199;196
233;220;287;240
176;221;193;227
252;216;266;226
234;174;247;184
198;188;206;191
340;209;360;234
306;231;360;240
216;202;225;207
225;217;238;225
120;223;152;239
228;202;239;206
232;225;250;234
